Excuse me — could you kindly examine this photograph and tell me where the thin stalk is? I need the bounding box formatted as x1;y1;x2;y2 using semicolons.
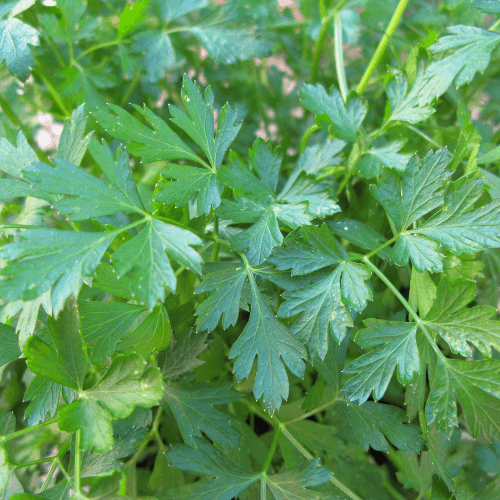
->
405;124;443;149
334;13;348;102
33;64;70;118
285;396;339;424
336;143;361;197
13;456;57;468
0;417;58;443
211;216;220;262
363;257;444;360
310;13;334;84
357;234;400;260
355;0;410;95
300;124;320;151
40;460;59;491
261;426;281;473
74;430;82;496
489;18;500;31
264;20;309;30
75;39;120;62
121;72;142;107
280;426;364;500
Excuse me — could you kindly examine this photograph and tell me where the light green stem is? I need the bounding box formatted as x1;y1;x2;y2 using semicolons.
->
261;426;281;473
75;39;120;62
334;13;348;101
355;0;410;94
300;124;320;151
0;417;58;443
310;14;334;84
74;430;82;495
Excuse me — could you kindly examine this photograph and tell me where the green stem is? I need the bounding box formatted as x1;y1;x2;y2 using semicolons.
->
121;72;142;107
280;425;364;500
489;18;500;31
0;417;58;443
211;216;220;262
355;0;410;95
334;13;348;102
75;39;120;62
261;426;281;473
286;397;339;424
13;456;57;468
310;13;334;84
264;20;309;30
362;257;444;359
359;234;400;260
40;460;59;491
300;124;320;151
336;143;361;197
320;0;327;18
404;124;443;149
74;430;82;496
33;63;70;118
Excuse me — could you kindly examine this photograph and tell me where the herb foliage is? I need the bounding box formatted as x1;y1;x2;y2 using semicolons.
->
1;0;500;498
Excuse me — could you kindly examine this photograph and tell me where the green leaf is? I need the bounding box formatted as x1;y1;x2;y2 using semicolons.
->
416;176;500;255
116;304;171;358
195;266;247;331
426;358;500;440
57;104;93;167
81;426;147;477
343;319;420;404
278;269;353;360
159;328;209;379
423;278;500;357
23;298;88;391
269;225;344;276
229;273;307;414
23;376;62;425
59;398;114;453
163;440;333;500
118;0;149;40
0;17;39;80
0;131;37;178
161;439;259;499
169;75;242;170
0;322;20;367
389;234;443;273
357;141;411;178
0;229;116;315
59;353;163;452
409;268;437;318
92;103;201;165
133;30;176;83
301;83;367;142
265;459;334;500
371;148;451;232
473;0;500;13
386;66;435;124
425;26;500;102
335;400;424;452
162;383;241;448
80;300;148;363
156;165;220;216
153;0;209;22
112;219;203;309
24;154;146;221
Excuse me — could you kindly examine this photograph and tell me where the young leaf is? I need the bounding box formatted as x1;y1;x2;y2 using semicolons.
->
117;0;149;40
425;26;500;103
301;83;367;142
423;278;500;357
371;148;451;232
357;141;412;178
116;304;171;358
112;219;203;309
154;0;209;22
426;358;500;440
155;165;220;216
80;300;148;363
23;376;62;426
59;353;163;452
229;272;307;414
0;229;116;315
57;104;93;167
169;75;242;170
386;66;435;124
23;298;88;391
343;320;420;404
0;131;38;178
195;266;247;331
162;383;241;449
